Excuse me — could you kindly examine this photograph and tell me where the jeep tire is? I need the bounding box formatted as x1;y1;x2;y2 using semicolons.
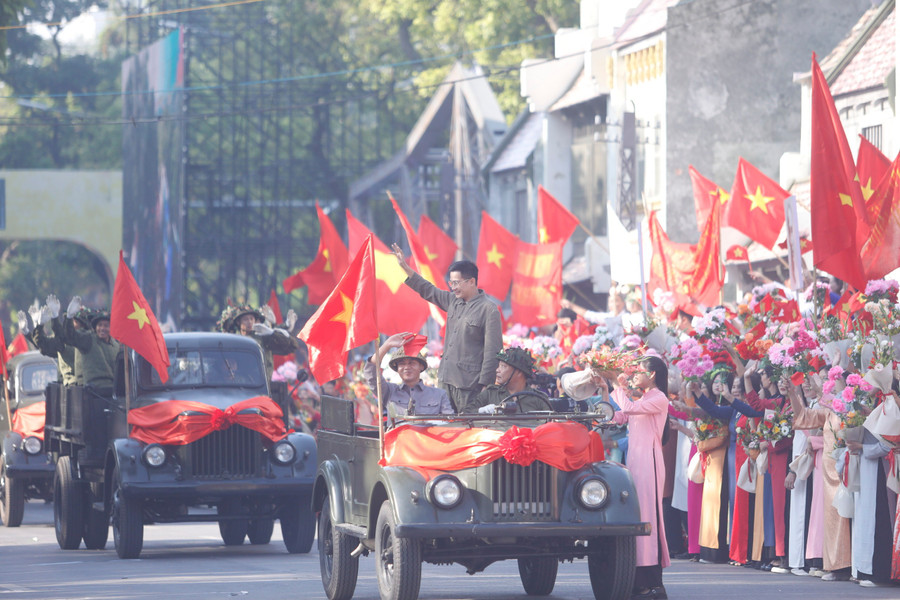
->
375;500;422;600
281;503;315;554
218;520;248;545
54;456;85;549
82;482;109;549
588;535;636;600
318;495;358;600
247;519;274;545
0;456;25;527
518;557;558;595
112;467;143;559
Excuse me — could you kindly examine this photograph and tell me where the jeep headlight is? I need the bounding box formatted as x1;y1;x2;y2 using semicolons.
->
577;478;609;509
22;436;42;455
272;441;296;465
428;474;463;509
142;444;167;468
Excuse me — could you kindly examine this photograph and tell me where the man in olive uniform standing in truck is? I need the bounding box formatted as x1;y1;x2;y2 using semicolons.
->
392;245;501;413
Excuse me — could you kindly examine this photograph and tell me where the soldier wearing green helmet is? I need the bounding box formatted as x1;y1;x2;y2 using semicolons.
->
464;347;550;413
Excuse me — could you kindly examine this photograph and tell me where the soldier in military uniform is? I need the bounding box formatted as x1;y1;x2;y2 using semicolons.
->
465;347;550;414
62;296;120;393
18;294;89;387
217;303;298;377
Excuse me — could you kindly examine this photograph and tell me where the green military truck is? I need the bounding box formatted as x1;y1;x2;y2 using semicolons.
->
0;351;60;526
313;394;649;600
45;332;317;558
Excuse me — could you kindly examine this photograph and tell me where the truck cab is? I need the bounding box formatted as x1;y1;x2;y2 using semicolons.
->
0;351;59;527
45;332;317;558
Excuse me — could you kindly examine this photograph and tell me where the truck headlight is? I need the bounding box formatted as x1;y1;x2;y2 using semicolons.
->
142;444;167;468
271;441;296;465
428;474;463;509
22;436;42;455
577;477;609;509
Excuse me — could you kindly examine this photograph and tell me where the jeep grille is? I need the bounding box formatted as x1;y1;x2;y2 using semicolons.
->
491;460;555;521
187;425;260;479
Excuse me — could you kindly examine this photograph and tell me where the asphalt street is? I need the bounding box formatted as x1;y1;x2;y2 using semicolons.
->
0;501;896;600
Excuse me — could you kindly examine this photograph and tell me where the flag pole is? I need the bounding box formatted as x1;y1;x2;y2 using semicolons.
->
375;335;385;462
637;218;649;319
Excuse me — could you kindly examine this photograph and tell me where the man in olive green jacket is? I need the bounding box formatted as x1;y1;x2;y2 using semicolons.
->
392;245;501;412
63;297;120;393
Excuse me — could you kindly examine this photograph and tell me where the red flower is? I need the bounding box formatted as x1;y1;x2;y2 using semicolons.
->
790;372;806;386
498;426;539;466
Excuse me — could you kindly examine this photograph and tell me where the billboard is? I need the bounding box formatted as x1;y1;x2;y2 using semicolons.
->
122;29;185;332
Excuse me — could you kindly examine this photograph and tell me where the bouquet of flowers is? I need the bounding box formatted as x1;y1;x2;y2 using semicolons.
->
669;337;713;381
824;369;876;442
693;307;732;343
735;414;761;454
862;333;894;392
526;335;564;373
577;346;640;377
618;333;645;352
863;278;900;304
757;406;793;443
748;283;786;315
695;415;729;441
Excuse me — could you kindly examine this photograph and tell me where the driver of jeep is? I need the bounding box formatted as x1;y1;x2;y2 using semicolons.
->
466;347;547;413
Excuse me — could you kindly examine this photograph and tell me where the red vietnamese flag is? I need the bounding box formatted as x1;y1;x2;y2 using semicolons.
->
389;193;447;326
511;240;564;326
299;236;378;384
402;334;428;358
283;201;349;303
267;289;284;323
346;210;429;335
857;134;890;208
688;200;724;307
647;211;695;303
110;251;171;383
8;333;28;357
0;320;9;377
725;244;752;270
537;185;579;244
475;211;519;301
861;154;900;279
809;54;870;291
689;166;730;228
724;158;788;250
777;236;813;254
418;214;458;277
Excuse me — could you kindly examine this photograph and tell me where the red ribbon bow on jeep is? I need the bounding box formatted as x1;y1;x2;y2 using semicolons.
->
128;396;287;445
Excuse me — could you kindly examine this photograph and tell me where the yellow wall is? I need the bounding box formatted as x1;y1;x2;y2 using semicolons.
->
0;170;122;283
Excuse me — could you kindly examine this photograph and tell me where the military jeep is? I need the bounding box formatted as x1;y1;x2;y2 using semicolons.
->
0;351;60;526
313;395;649;600
45;332;317;558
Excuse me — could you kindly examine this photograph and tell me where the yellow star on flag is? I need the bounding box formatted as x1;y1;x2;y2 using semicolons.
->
860;178;875;201
373;249;408;293
330;292;353;326
424;245;438;262
718;188;731;205
127;301;150;330
839;193;853;207
538;227;549;243
733;247;744;257
745;186;774;213
486;243;504;268
322;248;332;272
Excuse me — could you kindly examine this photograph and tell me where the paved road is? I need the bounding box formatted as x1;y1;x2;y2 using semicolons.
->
0;501;896;600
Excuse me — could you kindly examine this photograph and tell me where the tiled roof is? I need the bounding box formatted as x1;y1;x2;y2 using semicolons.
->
490;112;543;173
808;1;892;84
830;8;895;95
549;68;605;112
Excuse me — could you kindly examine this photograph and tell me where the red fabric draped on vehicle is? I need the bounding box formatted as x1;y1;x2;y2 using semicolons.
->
127;396;287;445
11;403;46;440
379;421;605;472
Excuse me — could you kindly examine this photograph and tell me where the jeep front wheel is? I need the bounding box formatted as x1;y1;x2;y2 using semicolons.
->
112;467;143;559
588;536;636;600
518;557;558;595
0;456;25;527
375;500;421;600
54;455;85;549
318;495;358;600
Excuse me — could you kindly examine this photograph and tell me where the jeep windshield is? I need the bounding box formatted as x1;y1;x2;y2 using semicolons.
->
138;348;266;389
20;363;59;394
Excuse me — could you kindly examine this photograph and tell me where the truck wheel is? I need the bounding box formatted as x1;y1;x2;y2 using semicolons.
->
0;456;25;527
588;536;636;600
218;520;248;545
518;557;558;595
318;496;358;600
281;504;315;554
54;456;85;549
375;500;421;600
82;482;109;549
247;519;274;545
112;467;143;559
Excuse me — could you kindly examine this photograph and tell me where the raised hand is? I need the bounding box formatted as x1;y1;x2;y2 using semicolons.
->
260;304;277;326
66;296;83;319
284;309;298;331
28;301;42;327
46;294;61;318
17;310;31;334
252;323;274;336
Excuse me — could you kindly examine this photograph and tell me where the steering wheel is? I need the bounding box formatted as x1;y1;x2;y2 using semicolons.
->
500;390;554;413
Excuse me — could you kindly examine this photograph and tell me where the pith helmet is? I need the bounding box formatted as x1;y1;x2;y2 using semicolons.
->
388;347;427;371
497;347;536;377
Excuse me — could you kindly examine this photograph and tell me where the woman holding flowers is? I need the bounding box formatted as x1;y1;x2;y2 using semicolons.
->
594;356;671;600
